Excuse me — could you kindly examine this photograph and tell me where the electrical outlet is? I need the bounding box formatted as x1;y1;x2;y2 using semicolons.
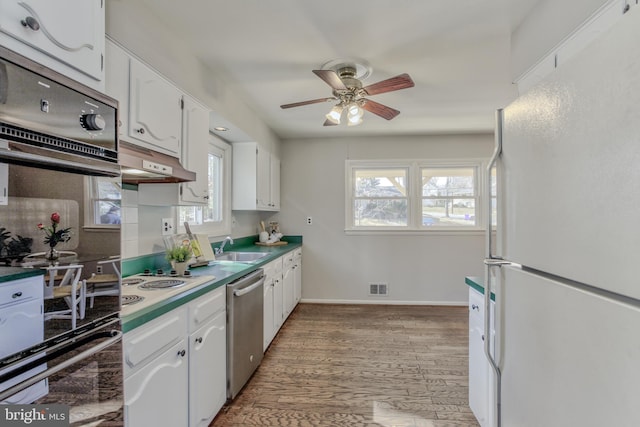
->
162;217;174;235
306;216;312;225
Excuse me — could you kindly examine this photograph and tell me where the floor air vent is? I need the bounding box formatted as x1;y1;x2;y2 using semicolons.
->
369;283;388;296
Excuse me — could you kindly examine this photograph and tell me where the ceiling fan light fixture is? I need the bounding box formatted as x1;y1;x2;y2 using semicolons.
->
325;105;343;124
347;115;363;126
347;102;364;126
280;62;414;127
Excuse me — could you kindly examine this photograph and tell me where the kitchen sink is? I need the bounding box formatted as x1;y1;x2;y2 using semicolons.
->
214;251;270;262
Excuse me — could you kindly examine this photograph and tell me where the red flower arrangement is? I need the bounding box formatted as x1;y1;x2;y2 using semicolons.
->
38;212;72;249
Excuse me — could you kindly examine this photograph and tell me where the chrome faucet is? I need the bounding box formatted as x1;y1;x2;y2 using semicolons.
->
215;236;234;255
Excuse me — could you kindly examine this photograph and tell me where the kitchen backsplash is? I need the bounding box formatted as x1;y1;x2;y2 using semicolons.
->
121;186;139;259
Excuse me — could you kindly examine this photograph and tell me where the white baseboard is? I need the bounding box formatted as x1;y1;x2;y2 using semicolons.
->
299;298;467;306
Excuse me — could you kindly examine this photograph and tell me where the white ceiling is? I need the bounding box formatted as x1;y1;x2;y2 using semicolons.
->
138;0;540;140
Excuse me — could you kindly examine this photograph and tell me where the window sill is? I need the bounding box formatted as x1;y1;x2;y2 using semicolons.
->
83;226;120;232
344;228;487;236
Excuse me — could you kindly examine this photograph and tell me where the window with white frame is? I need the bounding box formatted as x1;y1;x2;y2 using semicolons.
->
179;137;231;236
84;176;121;228
352;167;409;227
346;160;484;232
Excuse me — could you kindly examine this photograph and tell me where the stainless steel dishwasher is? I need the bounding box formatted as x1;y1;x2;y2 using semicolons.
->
226;268;265;400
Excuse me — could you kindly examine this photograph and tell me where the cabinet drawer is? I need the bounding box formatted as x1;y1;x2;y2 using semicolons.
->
188;287;225;332
272;257;283;275
0;276;43;308
123;306;187;376
264;258;283;276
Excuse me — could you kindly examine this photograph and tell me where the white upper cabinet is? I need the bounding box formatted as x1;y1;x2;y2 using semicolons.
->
270;153;280;210
0;0;105;89
128;58;182;157
256;143;270;209
232;141;280;211
104;39;129;139
180;95;210;204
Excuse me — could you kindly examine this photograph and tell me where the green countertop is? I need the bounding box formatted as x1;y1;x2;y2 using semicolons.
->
120;239;302;333
465;275;495;301
0;266;46;283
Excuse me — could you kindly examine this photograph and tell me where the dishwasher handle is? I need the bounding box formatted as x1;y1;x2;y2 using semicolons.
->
233;276;265;297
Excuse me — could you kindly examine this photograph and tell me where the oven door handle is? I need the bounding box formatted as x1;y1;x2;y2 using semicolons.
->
0;330;122;401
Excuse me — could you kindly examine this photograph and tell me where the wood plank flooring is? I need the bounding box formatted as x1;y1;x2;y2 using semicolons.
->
211;303;479;427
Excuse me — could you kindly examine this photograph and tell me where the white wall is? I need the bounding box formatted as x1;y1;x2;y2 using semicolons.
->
276;134;494;305
511;0;610;80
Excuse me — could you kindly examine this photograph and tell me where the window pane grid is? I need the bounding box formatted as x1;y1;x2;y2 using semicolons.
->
347;162;483;231
353;168;409;227
420;166;478;228
88;177;121;226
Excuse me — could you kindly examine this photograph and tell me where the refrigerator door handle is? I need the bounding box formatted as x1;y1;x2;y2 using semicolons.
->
483;259;503;427
483;109;507;427
485;109;504;261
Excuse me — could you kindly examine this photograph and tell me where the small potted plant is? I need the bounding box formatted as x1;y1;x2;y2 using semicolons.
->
166;244;193;276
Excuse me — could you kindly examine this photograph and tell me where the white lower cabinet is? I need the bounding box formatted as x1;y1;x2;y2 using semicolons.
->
293;248;302;305
263;261;275;351
468;286;495;427
272;261;284;333
123;285;226;427
123;307;189;427
263;258;283;350
282;253;295;317
0;275;47;404
263;248;302;350
263;249;302;350
188;287;226;427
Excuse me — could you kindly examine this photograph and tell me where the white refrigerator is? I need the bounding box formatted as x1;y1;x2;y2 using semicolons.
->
485;5;640;427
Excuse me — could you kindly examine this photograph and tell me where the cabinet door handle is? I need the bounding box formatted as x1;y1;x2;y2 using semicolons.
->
177;349;186;358
12;292;23;299
471;304;480;311
195;337;203;344
21;16;40;31
135;128;145;135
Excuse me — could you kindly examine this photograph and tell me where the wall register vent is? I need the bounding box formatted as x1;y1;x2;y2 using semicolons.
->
369;283;388;296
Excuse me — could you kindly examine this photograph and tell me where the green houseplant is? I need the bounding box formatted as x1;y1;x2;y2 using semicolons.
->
166;244;192;276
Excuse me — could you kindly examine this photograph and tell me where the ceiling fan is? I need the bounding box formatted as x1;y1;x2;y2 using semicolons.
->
280;64;415;126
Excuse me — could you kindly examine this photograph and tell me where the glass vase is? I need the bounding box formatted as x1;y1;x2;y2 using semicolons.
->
46;247;59;261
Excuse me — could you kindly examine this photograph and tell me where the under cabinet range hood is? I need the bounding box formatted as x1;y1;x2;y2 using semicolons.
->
119;141;196;184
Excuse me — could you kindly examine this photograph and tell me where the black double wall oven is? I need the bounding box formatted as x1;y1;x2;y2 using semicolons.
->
0;45;124;426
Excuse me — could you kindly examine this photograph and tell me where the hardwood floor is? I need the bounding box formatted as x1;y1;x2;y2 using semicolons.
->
211;303;479;427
